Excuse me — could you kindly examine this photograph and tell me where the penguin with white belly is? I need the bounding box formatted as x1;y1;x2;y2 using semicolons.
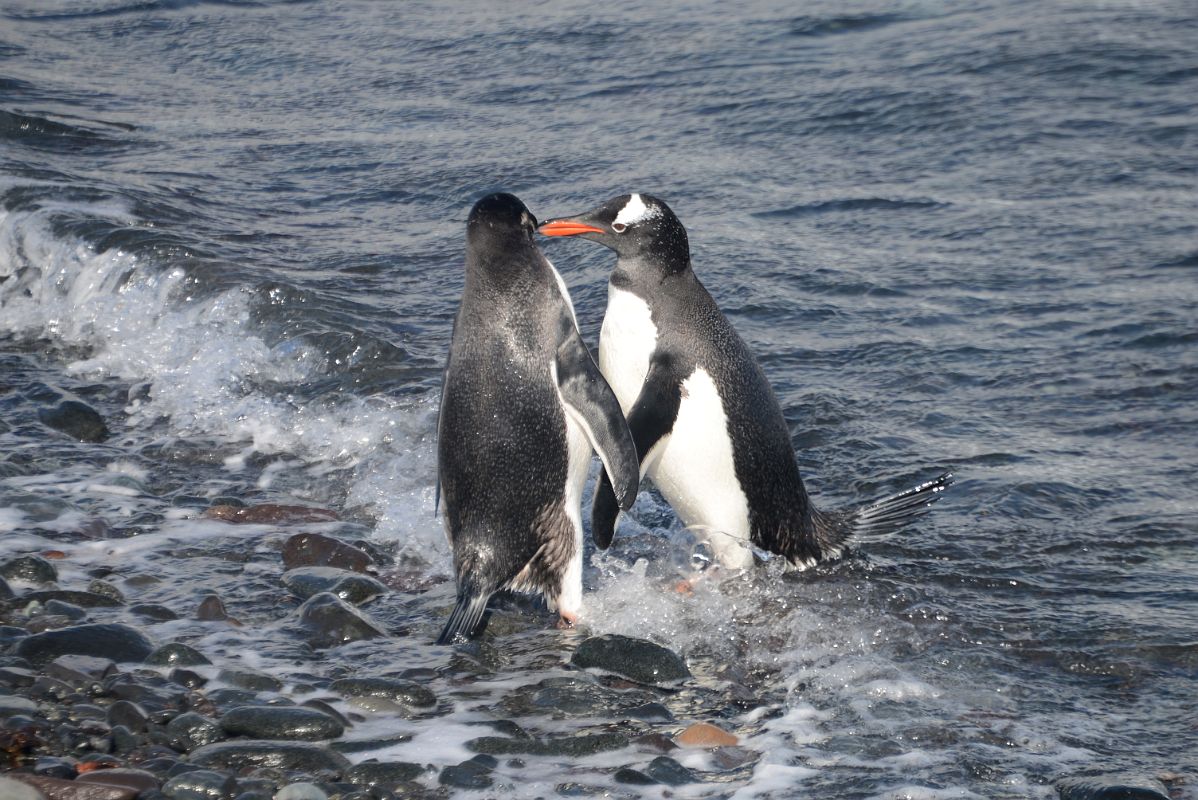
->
435;193;639;644
538;193;952;571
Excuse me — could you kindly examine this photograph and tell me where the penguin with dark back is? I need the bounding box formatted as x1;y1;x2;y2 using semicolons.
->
435;193;639;644
539;193;953;571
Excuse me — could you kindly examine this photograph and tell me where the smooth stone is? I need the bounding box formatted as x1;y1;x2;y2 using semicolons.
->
46;654;118;685
169;668;207;689
188;741;350;777
439;758;493;790
343;761;424;786
43;599;88;620
328;734;413;754
644;755;697;785
87;579;125;604
195;595;228;621
5;774;132;800
281;568;386;606
626;702;673;721
1056;775;1171;800
217;669;281;692
499;675;655;719
108;700;149;731
328;678;434;708
0;665;39;687
131;604;180;621
614;768;656;785
0;575;13;599
466;733;628;757
675;722;738;748
14;624;153;667
273;783;328;800
282;533;372;573
219;706;344;741
571;635;690;685
38;400;109;443
165;711;225;752
34;756;77;778
0;776;46;800
204;504;339;525
161;769;237;800
296;593;386;649
0;695;39;715
76;768;161;796
144;643;211;667
0;554;59;583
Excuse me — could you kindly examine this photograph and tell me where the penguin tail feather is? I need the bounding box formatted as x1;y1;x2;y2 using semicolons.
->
849;470;955;538
436;589;492;645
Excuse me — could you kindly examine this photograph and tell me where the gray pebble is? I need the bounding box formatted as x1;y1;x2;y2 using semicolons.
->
571;634;691;685
219;706;344;741
14;623;153;667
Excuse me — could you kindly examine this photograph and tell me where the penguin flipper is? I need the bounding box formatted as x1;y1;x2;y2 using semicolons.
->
590;357;684;549
554;328;639;509
436;589;492;645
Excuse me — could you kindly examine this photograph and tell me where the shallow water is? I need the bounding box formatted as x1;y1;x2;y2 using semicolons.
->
2;0;1197;796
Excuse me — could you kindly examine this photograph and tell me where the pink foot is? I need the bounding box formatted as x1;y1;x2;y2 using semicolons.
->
556;611;578;629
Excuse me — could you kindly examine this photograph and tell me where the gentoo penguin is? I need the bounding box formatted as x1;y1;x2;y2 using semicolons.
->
435;192;639;644
538;193;952;571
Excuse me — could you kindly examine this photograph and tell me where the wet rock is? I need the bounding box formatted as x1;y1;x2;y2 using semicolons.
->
76;768;161;796
108;700;149;731
274;783;328;800
675;721;738;748
205;504;339;525
299;699;348;728
626;702;673;721
439;756;495;790
21;586;122;605
219;705;344;741
44;599;88;620
144;643;211;667
161;769;237;800
165;711;225;752
39;400;110;443
466;732;628;757
216;669;281;692
282;533;372;573
328;733;413;754
46;654;118;685
14;624;153;667
571;635;690;685
0;575;13;600
296;592;386;648
168;668;206;689
644;755;697;785
281;567;387;606
1056;774;1171;800
0;665;38;687
130;603;179;622
709;745;759;771
5;774;133;800
87;579;124;604
195;595;228;621
614;767;656;785
0;554;59;584
0;776;46;800
344;761;425;786
0;694;39;713
328;677;435;708
34;756;77;778
0;624;31;647
187;741;350;777
498;675;654;719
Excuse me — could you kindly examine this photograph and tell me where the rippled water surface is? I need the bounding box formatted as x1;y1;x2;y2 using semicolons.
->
2;0;1196;797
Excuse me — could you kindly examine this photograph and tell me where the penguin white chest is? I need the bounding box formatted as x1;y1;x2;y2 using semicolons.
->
648;367;753;569
599;286;657;414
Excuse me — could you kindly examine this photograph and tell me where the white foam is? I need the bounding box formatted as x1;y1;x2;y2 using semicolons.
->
0;197;449;573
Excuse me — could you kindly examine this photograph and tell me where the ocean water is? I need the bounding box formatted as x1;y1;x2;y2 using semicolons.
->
2;0;1196;796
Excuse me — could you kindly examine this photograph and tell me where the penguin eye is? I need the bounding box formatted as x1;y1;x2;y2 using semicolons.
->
611;222;628;234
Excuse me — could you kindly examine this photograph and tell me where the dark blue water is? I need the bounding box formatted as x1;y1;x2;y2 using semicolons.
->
2;1;1196;796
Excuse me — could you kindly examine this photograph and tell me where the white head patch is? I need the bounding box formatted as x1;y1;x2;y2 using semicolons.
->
613;193;661;227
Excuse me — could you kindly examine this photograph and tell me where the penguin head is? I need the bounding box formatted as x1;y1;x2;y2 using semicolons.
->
538;193;690;271
466;192;539;248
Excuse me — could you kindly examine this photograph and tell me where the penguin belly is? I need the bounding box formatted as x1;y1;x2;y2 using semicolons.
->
645;368;755;571
599;286;657;413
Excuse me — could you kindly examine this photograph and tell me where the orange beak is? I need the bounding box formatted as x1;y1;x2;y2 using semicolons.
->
537;220;606;237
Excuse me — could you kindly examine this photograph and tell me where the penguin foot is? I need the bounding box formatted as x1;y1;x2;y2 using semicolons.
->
556;611;578;629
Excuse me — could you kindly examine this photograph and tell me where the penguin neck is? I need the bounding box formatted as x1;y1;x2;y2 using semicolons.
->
611;251;692;293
